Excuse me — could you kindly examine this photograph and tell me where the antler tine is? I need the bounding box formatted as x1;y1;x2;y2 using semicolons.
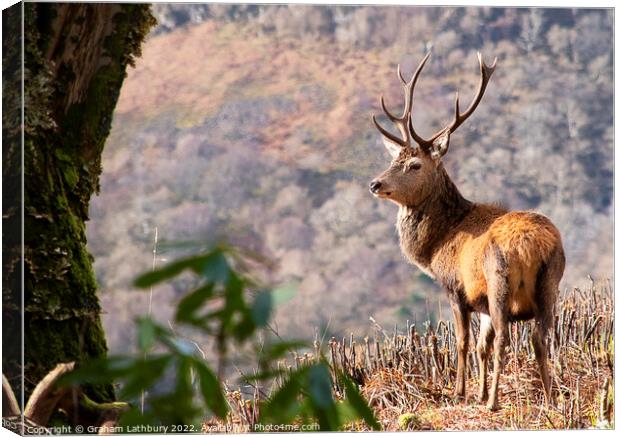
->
380;95;409;141
454;91;460;119
372;52;432;149
372;115;405;148
430;52;497;142
380;95;399;122
397;64;407;85
404;52;432;146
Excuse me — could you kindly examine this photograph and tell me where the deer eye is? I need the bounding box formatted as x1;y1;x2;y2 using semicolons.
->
406;160;422;171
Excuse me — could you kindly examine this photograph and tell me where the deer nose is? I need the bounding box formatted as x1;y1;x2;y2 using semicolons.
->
369;180;382;193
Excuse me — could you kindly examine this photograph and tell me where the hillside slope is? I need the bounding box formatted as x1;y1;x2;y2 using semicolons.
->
86;6;613;352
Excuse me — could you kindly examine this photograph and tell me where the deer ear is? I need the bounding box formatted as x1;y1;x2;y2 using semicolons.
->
429;129;450;160
380;136;403;159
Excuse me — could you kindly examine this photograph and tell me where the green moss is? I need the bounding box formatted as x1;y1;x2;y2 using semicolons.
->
3;3;156;403
398;413;421;430
3;2;26;410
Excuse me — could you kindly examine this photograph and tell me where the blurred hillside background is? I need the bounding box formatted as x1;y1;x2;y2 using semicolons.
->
86;4;613;354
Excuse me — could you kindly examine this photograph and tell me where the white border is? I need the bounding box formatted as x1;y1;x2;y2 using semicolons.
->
0;1;616;436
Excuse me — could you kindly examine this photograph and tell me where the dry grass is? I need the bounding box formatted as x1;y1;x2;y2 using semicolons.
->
216;280;613;431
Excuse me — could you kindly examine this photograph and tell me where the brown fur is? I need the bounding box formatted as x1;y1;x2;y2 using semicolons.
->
391;164;563;317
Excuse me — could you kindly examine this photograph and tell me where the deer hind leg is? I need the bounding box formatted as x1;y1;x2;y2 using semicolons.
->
483;245;510;411
487;301;508;411
533;248;564;406
450;298;471;398
533;318;551;406
476;313;495;402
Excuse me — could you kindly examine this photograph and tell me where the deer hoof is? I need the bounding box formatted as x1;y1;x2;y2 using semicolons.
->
486;399;500;412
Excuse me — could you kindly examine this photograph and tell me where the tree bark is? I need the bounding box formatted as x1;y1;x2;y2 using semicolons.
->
2;3;156;403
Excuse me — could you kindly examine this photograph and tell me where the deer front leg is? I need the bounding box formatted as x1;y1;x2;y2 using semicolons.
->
450;298;471;399
476;313;495;403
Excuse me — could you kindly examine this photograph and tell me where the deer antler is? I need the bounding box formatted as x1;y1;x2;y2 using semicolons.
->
373;52;497;152
413;52;497;148
372;52;431;150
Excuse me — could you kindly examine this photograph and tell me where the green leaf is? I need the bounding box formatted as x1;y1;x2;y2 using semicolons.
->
117;407;157;428
133;248;235;289
137;317;156;353
307;364;334;409
200;249;230;283
58;356;135;386
223;271;244;309
251;291;272;327
192;358;228;419
175;283;214;323
272;283;298;305
174;358;194;405
148;392;201;426
133;255;209;288
342;373;381;430
240;368;288;382
163;337;199;357
307;363;340;430
120;355;172;399
260;366;307;424
260;340;309;362
218;272;248;337
335;401;358;425
232;310;256;342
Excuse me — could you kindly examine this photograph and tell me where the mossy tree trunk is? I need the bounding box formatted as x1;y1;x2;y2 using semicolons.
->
2;3;156;403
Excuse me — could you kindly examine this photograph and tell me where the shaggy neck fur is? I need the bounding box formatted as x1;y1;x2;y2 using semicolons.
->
397;165;473;270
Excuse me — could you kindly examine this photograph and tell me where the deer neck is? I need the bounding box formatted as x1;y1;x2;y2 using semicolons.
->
397;166;472;273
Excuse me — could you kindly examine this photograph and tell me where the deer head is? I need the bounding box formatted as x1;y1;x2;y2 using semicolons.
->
369;52;496;207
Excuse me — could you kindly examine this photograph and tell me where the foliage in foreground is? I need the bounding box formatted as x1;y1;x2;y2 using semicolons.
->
61;245;379;431
61;244;613;431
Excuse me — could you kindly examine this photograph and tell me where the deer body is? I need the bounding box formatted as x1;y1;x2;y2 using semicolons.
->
397;171;562;321
369;53;565;410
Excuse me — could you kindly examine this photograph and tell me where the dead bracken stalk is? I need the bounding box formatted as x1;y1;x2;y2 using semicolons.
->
218;281;613;431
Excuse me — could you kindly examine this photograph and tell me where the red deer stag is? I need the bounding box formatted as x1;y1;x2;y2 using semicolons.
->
369;52;565;411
